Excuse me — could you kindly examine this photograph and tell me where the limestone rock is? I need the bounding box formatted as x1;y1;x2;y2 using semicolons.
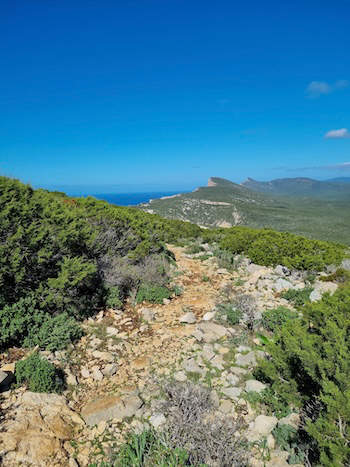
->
235;351;264;367
141;308;156;322
202;311;216;321
245;379;267;393
179;312;197;324
81;394;143;426
248;415;278;441
278;412;300;429
102;363;118;376
149;413;166;429
197;321;228;342
273;278;294;292
222;387;242;399
174;371;187;382
310;281;338;302
341;259;350;271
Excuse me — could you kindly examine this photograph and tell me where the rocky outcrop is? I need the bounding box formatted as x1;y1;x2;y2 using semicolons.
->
0;391;83;466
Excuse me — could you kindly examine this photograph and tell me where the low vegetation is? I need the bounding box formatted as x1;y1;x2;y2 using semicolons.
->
15;352;64;393
254;285;350;466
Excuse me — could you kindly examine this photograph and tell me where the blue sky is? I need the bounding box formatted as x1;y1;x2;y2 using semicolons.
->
1;0;350;193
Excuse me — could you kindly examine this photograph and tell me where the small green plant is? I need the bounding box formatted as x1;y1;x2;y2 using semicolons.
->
113;430;189;466
105;286;123;309
185;244;205;255
172;285;183;296
202;275;209;282
281;287;313;307
320;268;350;284
244;388;291;419
136;284;171;304
24;312;83;351
261;306;297;332
15;352;64;393
216;303;242;325
272;424;305;464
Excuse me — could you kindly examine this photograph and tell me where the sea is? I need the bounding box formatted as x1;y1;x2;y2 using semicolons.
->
93;191;180;206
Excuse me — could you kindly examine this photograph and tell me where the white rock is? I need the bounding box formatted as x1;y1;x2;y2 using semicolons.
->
66;373;78;386
341;259;350;271
245;380;267;393
274;278;294;292
80;368;90;379
141;308;155;322
102;363;118;376
92;367;104;381
248;415;278;441
202;311;216;321
278;412;300;429
149;413;166;429
174;371;187;382
106;326;119;336
222;387;242;399
179;312;197;324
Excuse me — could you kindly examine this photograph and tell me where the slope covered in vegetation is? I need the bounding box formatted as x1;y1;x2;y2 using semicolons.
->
139;177;350;245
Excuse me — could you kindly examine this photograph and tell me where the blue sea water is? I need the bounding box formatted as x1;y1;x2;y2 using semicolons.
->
93;191;180;206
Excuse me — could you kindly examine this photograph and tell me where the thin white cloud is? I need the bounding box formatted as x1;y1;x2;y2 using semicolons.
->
306;80;349;98
324;128;350;139
287;162;350;172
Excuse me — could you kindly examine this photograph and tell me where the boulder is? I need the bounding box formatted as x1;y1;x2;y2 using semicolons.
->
81;393;143;426
245;379;267;393
274;265;290;276
273;278;294;292
247;415;278;441
197;322;228;342
222;387;242;399
141;308;156;322
310;281;338;302
149;413;166;429
179;312;196;324
202;311;216;321
235;351;264;367
341;259;350;271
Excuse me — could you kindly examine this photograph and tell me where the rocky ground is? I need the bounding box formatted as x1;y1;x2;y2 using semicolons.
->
0;245;342;466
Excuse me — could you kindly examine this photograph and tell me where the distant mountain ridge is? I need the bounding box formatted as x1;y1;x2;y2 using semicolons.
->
241;176;350;200
138;176;350;244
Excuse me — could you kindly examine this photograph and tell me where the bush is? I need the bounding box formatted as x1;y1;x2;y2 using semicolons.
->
216;303;242;325
245;388;291;419
24;312;83;351
158;380;249;466
220;227;345;271
105;286;123;309
261;306;297;332
232;294;257;330
113;430;189;466
136;284;171;304
272;424;306;465
254;285;350;465
15;352;64;393
281;287;313;307
320;268;350;284
0;297;82;352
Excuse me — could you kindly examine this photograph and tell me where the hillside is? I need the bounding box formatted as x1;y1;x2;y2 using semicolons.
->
242;176;350;200
139;177;350;245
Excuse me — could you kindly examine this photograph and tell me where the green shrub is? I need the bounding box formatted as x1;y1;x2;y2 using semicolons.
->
105;286;123;309
320;268;350;284
281;287;313;307
185;244;205;255
272;425;306;464
15;352;64;393
113;430;189;466
220;227;345;271
254;285;350;465
136;284;171;304
0;297;82;352
24;313;83;351
261;306;297;332
216;303;242;325
244;388;291;419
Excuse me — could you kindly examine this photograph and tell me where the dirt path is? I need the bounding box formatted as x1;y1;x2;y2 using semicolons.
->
76;246;225;403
